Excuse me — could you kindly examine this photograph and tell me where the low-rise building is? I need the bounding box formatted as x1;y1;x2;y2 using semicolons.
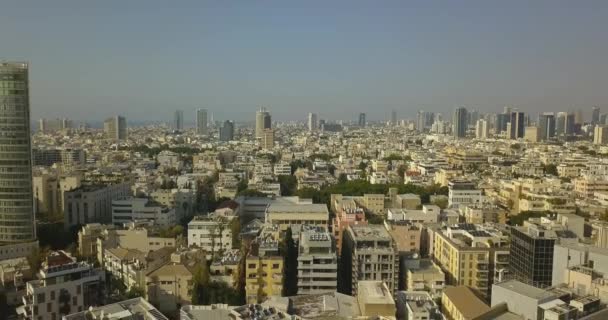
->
448;180;482;209
405;259;445;300
111;197;176;227
187;216;233;259
63;297;168;320
18;251;104;320
265;202;329;232
64;183;131;228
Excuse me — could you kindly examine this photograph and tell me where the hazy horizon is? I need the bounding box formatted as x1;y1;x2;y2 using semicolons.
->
3;0;608;122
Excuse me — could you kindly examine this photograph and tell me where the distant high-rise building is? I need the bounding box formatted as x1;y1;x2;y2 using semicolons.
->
38;118;71;133
524;126;540;143
475;119;488;139
255;107;271;139
307;113;318;131
219;120;234;142
174;110;184;130
0;62;35;244
574;109;584;125
538;113;556;141
592;107;601;125
468;109;479;125
196;109;208;135
503;106;512;114
452;107;468;138
390;110;397;126
556;112;567;136
565;112;576;135
104;116;127;140
594;125;608;145
261;128;274;150
509;111;525;139
495;113;510;136
358;113;366;127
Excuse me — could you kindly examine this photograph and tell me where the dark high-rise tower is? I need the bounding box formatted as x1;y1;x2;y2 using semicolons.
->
452;107;468;138
174;110;184;130
219;120;234;142
509;111;525;139
358;113;366;127
538;113;556;141
592;106;601;125
0;62;35;243
196;109;207;135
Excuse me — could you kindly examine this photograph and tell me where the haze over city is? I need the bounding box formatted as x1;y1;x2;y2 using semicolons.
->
2;0;608;122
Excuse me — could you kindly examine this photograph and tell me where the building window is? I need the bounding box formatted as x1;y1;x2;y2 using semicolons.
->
37;293;45;303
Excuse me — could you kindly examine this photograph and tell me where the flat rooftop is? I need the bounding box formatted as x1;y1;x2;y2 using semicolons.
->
266;203;329;214
357;281;395;305
493;280;557;300
351;225;392;240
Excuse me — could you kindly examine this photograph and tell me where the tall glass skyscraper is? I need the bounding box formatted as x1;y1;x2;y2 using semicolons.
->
452;107;468;138
255;107;271;139
174;110;184;131
196;108;208;135
0;62;35;243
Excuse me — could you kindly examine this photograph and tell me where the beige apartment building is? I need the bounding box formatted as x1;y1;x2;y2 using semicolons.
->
433;224;510;299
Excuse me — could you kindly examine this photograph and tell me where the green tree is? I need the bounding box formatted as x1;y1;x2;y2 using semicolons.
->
126;286;145;299
191;258;210;304
281;228;298;296
544;164;558;176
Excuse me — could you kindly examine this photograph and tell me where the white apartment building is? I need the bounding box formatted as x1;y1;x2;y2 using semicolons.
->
447;179;482;209
111;197;176;227
297;228;338;295
18;251;104;320
63;183;131;228
187;216;233;258
273;162;292;176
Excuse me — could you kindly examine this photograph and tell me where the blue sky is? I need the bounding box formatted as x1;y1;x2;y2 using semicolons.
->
2;0;608;122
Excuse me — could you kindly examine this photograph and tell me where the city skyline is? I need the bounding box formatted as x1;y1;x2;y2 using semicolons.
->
2;1;608;121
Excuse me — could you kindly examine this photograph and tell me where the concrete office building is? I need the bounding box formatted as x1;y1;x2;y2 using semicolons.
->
63;183;131;228
341;224;399;295
187;216;233;258
297;227;338;294
448;179;482;209
111;197;176;228
261;128;274;149
265;202;329;232
196;108;208;135
104;116;127;140
174;109;184;131
0;62;37;256
552;242;608;286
